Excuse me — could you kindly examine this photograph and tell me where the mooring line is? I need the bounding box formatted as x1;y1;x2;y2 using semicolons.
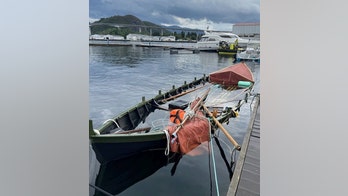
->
89;183;114;196
209;125;220;196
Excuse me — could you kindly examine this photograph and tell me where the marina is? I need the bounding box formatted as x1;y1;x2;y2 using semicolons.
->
89;27;260;54
89;39;199;50
89;45;260;195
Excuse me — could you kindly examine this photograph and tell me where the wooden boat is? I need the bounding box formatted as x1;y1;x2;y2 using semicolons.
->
89;62;254;163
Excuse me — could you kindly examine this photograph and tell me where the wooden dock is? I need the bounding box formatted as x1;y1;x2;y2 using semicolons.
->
227;94;260;196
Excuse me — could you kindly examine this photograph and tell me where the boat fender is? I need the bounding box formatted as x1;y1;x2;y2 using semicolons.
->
170;109;185;124
238;81;252;88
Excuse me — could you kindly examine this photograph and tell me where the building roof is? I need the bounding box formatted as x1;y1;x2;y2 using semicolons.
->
233;23;260;26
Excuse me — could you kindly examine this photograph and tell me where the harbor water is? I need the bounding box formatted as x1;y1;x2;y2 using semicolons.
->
89;45;260;196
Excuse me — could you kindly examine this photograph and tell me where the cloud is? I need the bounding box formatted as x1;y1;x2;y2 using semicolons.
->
167;16;233;31
89;0;259;30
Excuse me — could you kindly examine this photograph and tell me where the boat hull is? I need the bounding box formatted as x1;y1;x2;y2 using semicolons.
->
217;49;237;56
90;63;255;164
90;132;167;163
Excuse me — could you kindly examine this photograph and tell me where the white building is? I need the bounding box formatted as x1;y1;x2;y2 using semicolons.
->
126;34;152;41
126;34;175;41
89;34;124;40
232;23;260;37
160;36;176;41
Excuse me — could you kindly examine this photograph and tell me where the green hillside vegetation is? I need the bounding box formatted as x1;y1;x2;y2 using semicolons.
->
90;15;200;40
90;15;172;38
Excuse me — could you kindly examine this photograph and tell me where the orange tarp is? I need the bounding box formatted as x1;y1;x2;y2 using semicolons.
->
209;62;254;86
167;98;210;154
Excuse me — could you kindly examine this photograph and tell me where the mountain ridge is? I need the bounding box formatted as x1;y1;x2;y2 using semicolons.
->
90;14;204;40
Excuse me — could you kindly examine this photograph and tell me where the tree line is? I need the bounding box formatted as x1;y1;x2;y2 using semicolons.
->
90;25;203;41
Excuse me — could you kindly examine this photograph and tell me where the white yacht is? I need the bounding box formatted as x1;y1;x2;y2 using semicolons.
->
196;31;259;51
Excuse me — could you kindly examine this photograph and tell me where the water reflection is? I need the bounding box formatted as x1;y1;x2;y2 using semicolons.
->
89;46;148;67
91;150;182;196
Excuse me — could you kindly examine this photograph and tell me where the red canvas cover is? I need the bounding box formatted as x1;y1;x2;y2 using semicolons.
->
167;98;210;154
209;62;254;86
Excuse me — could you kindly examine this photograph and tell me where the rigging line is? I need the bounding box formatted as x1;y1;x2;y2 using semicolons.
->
89;183;114;196
204;85;221;103
207;88;250;107
205;86;239;105
206;85;234;105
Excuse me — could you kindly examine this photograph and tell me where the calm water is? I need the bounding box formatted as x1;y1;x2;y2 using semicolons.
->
89;45;260;196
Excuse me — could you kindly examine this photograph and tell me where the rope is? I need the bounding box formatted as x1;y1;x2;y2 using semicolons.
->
184;108;195;119
209;121;220;196
103;119;120;128
207;88;250;107
162;129;170;156
89;183;114;196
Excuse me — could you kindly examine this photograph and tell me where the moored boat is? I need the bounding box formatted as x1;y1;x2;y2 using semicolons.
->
236;43;260;62
217;40;241;56
196;31;260;51
89;62;255;163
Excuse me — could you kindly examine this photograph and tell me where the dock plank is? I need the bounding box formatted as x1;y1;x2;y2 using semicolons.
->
227;95;260;196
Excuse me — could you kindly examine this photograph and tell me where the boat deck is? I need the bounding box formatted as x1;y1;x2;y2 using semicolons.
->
227;94;260;196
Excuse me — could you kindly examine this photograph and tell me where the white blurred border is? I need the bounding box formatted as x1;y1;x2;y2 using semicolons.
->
1;0;347;195
0;1;88;195
261;0;348;195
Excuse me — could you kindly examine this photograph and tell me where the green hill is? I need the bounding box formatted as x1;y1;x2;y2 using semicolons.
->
90;15;172;38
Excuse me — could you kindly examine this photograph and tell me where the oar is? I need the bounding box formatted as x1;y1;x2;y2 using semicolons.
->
202;104;241;151
160;84;207;103
116;127;151;134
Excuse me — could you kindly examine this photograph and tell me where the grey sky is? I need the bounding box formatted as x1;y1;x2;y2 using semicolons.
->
89;0;259;31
